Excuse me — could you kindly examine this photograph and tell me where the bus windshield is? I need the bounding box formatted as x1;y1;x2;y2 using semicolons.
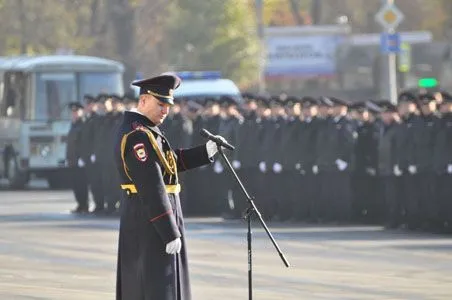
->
35;72;76;120
79;72;123;98
34;71;123;120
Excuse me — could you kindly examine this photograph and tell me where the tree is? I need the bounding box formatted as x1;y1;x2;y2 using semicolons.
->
132;0;170;80
162;0;260;88
209;1;260;88
0;0;101;55
107;0;137;90
416;0;448;39
0;0;448;93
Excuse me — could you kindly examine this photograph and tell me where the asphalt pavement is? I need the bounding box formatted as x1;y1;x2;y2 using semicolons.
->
0;188;451;299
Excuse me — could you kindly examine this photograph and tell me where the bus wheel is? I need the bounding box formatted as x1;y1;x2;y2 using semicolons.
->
6;157;28;190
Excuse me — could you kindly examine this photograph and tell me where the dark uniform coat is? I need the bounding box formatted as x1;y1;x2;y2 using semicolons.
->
434;113;452;174
66;118;84;167
396;114;423;227
296;117;320;220
354;120;379;221
79;112;104;209
66;117;88;209
377;121;401;227
235;111;260;169
114;111;212;300
434;112;452;224
230;111;260;218
377;122;399;176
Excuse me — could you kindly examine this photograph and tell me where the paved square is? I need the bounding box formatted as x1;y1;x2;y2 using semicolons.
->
0;190;451;299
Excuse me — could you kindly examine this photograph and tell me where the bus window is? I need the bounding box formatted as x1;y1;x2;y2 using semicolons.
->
1;72;26;118
0;73;4;110
0;73;4;116
78;72;123;98
35;73;76;120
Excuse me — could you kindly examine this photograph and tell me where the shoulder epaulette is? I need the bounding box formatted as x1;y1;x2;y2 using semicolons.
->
120;128;176;180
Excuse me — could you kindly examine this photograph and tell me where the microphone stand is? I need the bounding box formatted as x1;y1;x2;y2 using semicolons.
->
216;145;290;300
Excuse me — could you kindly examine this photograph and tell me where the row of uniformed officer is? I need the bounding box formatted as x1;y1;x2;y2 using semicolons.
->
66;87;452;232
164;95;359;223
65;93;138;214
392;91;452;230
162;90;452;232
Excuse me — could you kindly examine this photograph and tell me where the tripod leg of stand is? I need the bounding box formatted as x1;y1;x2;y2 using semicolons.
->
217;146;290;300
247;208;253;300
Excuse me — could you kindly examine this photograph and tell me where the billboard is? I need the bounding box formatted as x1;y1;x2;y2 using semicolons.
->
264;26;348;79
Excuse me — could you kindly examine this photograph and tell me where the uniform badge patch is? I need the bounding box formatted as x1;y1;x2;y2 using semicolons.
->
133;143;148;162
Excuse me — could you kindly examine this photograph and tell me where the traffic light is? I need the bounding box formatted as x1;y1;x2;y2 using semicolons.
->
418;78;439;88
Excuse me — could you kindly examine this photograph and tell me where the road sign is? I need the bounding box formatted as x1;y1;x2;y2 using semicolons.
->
380;32;400;53
398;42;411;72
375;3;405;31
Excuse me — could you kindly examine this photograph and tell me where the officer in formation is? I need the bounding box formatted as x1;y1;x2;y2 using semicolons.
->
65;93;138;215
160;90;452;232
65;87;452;232
66;102;88;213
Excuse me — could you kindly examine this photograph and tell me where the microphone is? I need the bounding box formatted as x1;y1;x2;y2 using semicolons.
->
200;128;235;151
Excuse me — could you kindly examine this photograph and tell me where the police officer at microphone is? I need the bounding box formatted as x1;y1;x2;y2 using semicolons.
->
114;73;230;300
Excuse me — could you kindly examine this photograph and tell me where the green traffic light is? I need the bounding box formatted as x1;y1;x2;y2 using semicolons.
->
418;78;439;88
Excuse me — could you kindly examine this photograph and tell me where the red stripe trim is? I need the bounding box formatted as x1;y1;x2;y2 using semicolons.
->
178;149;188;171
149;210;172;222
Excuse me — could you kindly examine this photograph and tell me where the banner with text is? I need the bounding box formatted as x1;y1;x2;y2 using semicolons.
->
265;34;343;79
